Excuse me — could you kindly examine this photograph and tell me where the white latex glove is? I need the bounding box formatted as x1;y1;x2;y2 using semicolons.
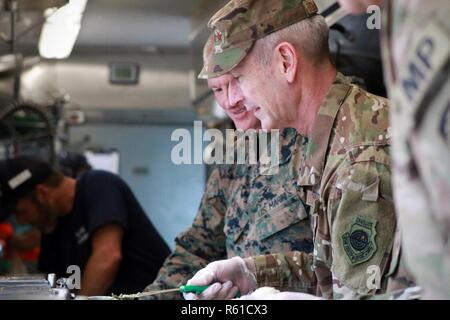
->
237;287;322;300
184;257;257;300
183;281;239;300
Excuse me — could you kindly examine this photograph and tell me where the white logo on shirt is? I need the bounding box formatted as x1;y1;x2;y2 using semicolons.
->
75;227;89;245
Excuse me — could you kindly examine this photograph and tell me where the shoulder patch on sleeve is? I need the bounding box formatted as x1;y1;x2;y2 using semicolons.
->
341;216;378;266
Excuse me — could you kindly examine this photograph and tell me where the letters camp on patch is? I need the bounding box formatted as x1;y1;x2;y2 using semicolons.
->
398;21;450;113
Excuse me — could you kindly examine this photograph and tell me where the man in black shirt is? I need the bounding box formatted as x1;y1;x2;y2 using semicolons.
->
0;156;170;296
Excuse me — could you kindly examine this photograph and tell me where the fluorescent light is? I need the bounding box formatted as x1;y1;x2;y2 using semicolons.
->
38;0;88;59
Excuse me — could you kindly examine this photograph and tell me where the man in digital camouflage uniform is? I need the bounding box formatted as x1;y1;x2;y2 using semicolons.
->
339;0;450;300
185;0;415;300
143;36;315;299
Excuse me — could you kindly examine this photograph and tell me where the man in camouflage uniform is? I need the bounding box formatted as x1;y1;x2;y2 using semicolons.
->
143;37;314;299
339;0;450;299
186;0;410;300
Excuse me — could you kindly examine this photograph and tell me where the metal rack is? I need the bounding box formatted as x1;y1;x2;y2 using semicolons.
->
0;274;71;299
0;101;56;164
0;1;68;164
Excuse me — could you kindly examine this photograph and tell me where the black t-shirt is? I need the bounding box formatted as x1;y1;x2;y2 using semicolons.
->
38;170;171;295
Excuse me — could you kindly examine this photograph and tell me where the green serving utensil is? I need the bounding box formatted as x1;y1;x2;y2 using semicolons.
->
111;285;210;300
111;284;240;300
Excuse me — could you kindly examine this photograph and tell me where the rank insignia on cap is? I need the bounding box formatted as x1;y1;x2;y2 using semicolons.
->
214;29;224;54
341;216;378;266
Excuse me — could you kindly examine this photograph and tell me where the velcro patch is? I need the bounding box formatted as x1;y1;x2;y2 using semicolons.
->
341;216;378;266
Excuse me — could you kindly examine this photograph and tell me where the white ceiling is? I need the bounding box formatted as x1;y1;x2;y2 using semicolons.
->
0;0;203;55
76;0;200;49
1;0;340;54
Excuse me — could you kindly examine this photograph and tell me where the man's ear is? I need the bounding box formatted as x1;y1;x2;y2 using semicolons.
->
274;42;298;83
35;184;51;202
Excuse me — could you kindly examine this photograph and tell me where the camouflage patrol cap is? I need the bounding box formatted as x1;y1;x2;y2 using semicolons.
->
199;0;319;80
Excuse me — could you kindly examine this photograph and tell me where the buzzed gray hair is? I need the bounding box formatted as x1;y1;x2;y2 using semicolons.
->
252;15;331;67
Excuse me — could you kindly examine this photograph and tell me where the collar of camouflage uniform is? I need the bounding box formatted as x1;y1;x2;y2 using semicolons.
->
297;72;352;187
